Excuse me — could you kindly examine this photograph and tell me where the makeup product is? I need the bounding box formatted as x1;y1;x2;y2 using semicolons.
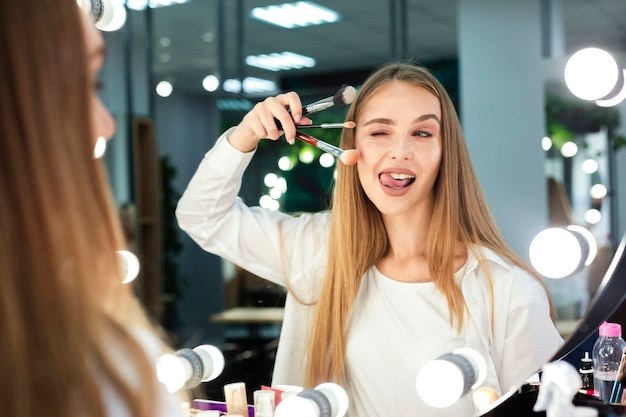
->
295;131;359;165
224;382;250;417
295;121;356;130
254;389;275;417
302;85;356;115
274;85;356;130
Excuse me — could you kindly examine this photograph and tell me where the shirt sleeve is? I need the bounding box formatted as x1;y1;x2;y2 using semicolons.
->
175;128;329;290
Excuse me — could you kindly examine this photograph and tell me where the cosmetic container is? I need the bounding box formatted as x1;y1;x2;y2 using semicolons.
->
224;382;250;417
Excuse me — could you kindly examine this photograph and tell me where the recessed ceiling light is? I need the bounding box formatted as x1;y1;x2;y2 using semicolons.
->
246;51;315;71
223;77;277;94
126;0;188;9
250;1;340;29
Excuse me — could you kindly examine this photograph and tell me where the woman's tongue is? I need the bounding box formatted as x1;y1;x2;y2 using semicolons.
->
379;172;414;188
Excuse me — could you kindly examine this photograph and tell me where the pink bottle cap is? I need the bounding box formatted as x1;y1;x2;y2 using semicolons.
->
599;321;622;337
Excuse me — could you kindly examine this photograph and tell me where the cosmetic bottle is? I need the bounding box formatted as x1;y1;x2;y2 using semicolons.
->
592;321;626;402
224;382;250;417
578;352;595;396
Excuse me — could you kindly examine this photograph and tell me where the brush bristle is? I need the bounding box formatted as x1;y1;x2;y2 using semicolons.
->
333;85;356;105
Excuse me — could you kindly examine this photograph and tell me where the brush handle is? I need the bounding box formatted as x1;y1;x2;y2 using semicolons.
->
295;131;344;159
296;123;348;129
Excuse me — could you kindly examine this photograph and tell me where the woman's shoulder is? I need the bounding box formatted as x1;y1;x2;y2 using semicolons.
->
469;246;542;290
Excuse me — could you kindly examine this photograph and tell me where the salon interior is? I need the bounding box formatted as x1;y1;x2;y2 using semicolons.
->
91;0;626;415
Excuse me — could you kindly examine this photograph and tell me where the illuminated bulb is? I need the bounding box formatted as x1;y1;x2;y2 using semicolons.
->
278;156;294;171
416;348;487;408
560;142;578;158
564;48;620;100
542;136;553;151
319;153;335;168
529;227;595;279
96;0;127;31
597;70;626;107
94;136;107;159
202;75;220;92
156;81;173;97
259;195;280;211
581;159;599;174
264;173;278;187
274;382;349;417
116;250;140;284
590;184;607;199
156;345;225;393
156;353;187;394
299;148;315;164
585;209;602;224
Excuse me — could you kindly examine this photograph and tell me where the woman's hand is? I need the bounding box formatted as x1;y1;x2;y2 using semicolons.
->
228;91;312;152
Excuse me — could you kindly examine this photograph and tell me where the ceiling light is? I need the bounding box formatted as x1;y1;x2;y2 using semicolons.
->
202;75;220;92
250;1;340;29
246;52;315;71
223;77;277;94
156;80;173;97
147;0;189;8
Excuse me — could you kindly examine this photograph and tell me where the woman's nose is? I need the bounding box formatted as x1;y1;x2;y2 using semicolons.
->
388;135;412;160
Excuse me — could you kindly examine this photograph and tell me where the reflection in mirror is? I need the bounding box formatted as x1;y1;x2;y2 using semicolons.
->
98;0;626;415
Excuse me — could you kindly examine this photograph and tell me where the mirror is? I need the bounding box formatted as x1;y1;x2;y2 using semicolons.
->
99;0;626;411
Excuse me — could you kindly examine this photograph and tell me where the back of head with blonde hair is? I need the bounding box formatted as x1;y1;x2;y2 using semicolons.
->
0;2;173;417
304;61;554;386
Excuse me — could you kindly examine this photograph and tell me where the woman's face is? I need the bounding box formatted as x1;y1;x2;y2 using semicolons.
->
355;80;442;218
80;12;116;149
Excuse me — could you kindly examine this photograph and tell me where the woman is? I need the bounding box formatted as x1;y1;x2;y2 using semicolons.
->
0;2;185;417
177;62;562;416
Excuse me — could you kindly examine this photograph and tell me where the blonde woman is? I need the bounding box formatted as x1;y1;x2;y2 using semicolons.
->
0;2;185;417
177;62;562;416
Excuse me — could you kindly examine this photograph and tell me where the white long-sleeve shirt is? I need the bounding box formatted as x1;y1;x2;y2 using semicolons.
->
176;129;563;416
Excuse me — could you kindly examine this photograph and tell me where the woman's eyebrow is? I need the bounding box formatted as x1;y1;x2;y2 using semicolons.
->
362;114;441;126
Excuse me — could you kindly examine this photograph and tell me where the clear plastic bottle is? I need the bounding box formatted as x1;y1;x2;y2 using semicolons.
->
592;322;626;402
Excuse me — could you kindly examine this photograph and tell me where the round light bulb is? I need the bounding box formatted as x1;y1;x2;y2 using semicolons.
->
585;208;602;224
315;382;349;417
274;396;318;417
116;250;140;284
96;0;127;32
156;81;173;97
193;345;225;381
529;228;584;279
156;353;187;393
564;48;620;100
416;359;465;408
202;75;220;92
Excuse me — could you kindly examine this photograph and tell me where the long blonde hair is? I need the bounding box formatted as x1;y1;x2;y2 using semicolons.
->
304;62;555;386
0;2;173;417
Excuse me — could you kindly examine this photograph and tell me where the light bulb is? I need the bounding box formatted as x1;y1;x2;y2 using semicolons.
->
415;347;487;409
156;353;187;393
274;382;349;417
156;345;224;393
116;250;140;284
529;226;595;279
564;48;620;101
95;0;127;31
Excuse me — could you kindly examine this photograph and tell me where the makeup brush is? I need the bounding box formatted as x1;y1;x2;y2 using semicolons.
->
295;131;360;165
296;121;356;129
274;85;357;130
301;85;356;115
